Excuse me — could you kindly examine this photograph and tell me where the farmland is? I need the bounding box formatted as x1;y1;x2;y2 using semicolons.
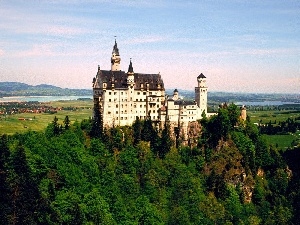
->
0;100;93;134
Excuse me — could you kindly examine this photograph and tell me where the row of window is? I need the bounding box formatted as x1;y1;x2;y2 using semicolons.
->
107;91;156;96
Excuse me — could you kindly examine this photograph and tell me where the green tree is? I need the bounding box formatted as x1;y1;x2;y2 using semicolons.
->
0;135;12;225
82;189;116;225
63;115;70;130
90;100;103;139
159;121;173;159
52;116;61;135
200;192;225;225
10;144;42;225
135;195;163;225
133;116;142;146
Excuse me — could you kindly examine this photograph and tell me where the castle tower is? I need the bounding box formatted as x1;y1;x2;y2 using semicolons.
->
195;73;208;116
173;89;179;100
127;59;135;87
240;105;247;121
111;39;121;71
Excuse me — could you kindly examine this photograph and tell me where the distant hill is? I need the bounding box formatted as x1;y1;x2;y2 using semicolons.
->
1;82;299;104
0;82;92;97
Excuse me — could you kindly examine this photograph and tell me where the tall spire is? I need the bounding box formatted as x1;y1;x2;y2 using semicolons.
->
111;38;121;71
112;39;119;56
128;58;134;73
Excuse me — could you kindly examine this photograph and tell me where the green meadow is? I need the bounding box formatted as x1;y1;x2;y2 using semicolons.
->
262;132;300;149
247;110;300;124
0;100;93;135
248;110;300;149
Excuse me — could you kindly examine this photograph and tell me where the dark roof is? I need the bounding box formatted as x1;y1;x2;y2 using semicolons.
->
96;70;164;90
174;99;196;106
197;73;206;79
174;88;178;93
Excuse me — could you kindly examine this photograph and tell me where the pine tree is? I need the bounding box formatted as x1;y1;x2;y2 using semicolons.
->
52;116;60;135
133;116;142;146
0;135;12;225
141;115;154;142
11;144;40;225
90;101;103;139
159;121;173;158
63;115;70;130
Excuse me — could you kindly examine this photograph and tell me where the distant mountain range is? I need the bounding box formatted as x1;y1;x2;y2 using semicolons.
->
0;82;92;97
0;82;299;104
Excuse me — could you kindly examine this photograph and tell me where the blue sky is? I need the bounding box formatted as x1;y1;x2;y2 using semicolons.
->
0;0;299;93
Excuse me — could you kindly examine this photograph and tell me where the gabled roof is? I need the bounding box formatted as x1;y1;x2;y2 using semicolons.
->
197;73;206;79
96;70;164;91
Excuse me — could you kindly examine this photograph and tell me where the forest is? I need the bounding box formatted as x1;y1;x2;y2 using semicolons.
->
1;104;300;225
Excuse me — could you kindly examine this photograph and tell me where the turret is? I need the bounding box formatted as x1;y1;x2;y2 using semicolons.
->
240;105;247;121
197;73;207;88
111;39;121;71
195;73;208;117
173;89;179;100
127;59;135;87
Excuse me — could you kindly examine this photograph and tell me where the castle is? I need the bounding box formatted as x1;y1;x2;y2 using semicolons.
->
92;40;210;138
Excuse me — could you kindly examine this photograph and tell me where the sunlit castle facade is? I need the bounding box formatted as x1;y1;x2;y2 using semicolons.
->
92;40;208;130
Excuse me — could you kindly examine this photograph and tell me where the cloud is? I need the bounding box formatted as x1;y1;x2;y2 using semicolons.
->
237;47;300;56
124;35;169;45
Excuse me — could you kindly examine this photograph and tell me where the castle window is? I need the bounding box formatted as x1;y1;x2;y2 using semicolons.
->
114;92;117;95
137;92;140;95
108;111;111;114
121;117;123;120
116;111;118;114
121;92;123;95
149;92;152;95
109;92;111;95
116;104;118;108
109;99;111;102
143;92;146;95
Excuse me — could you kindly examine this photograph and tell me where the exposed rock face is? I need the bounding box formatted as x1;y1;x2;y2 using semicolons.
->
205;139;255;203
186;121;202;148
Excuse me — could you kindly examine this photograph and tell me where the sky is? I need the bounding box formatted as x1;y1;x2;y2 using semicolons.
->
0;0;299;93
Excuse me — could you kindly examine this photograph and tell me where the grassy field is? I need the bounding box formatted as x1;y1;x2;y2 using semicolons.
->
248;110;300;124
0;100;93;135
262;132;300;150
248;110;300;149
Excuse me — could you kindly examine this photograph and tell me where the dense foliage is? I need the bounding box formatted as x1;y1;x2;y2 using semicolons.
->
1;104;300;224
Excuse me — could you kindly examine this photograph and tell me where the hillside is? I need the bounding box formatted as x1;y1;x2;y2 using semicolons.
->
1;105;300;224
0;82;92;97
